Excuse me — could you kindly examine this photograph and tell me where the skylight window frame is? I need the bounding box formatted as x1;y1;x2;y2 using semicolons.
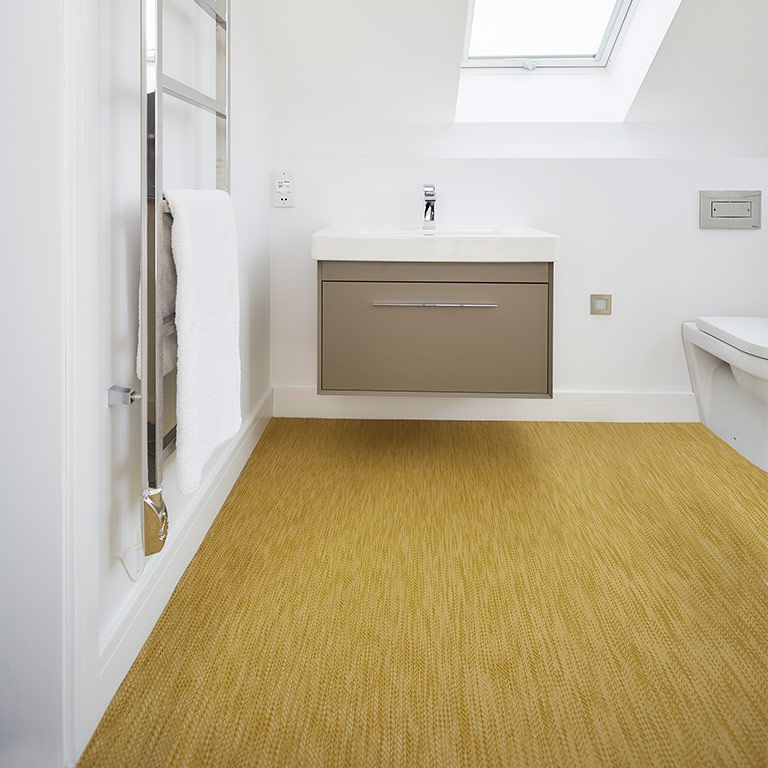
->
462;0;635;70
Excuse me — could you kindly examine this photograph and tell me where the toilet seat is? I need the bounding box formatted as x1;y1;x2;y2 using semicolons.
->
696;316;768;361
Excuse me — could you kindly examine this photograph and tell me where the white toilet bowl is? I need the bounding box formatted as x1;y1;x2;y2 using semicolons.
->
682;316;768;471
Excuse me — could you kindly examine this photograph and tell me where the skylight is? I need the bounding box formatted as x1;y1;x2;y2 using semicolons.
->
464;0;634;69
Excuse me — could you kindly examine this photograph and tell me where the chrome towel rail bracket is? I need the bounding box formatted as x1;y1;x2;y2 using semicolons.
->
108;385;141;406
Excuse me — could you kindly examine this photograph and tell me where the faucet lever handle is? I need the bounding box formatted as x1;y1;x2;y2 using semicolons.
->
424;184;436;200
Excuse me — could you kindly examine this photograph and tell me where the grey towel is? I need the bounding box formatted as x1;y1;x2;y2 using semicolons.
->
136;205;177;378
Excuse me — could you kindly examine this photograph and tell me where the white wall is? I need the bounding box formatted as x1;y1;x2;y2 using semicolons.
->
271;154;768;410
265;0;768;417
0;3;66;767
273;121;768;161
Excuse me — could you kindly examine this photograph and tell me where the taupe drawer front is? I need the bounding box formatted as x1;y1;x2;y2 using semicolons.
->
321;281;549;394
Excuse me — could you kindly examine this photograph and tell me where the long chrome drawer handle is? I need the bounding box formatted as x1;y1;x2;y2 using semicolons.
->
371;302;498;308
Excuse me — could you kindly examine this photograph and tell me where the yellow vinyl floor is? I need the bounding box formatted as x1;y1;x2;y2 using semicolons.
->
80;420;768;767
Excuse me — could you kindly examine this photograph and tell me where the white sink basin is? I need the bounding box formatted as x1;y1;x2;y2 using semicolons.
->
311;226;559;263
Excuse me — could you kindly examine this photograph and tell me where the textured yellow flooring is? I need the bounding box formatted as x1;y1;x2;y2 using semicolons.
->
80;420;768;768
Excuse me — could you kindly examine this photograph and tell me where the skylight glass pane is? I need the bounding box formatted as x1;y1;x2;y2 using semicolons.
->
468;0;619;59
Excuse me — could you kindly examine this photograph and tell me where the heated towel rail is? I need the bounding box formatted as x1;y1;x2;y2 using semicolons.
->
139;0;230;556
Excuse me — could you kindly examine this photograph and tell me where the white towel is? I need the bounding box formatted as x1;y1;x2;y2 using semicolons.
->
165;189;242;494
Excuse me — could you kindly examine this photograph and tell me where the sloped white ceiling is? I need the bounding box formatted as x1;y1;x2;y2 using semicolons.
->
259;0;469;124
627;0;768;121
259;0;767;126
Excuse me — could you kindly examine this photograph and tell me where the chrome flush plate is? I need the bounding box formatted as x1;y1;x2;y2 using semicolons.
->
700;190;761;230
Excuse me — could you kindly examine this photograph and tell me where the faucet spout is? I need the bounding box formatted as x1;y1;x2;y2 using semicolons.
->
423;184;436;230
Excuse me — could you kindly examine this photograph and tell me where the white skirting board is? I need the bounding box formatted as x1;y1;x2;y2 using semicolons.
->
97;389;273;712
273;387;699;422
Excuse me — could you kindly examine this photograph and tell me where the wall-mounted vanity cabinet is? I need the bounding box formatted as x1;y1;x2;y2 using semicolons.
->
312;227;558;398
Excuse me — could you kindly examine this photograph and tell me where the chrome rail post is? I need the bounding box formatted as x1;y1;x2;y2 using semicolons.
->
215;0;230;192
140;0;168;556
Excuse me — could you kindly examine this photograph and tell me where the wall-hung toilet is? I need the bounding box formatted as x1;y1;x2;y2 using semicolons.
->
683;317;768;471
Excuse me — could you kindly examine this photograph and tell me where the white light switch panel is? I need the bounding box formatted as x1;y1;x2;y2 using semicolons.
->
272;171;294;207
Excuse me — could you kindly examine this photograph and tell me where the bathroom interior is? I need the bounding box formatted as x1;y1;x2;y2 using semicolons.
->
3;0;768;766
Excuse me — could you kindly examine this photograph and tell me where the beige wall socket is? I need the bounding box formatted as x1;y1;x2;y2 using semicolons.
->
590;294;612;315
